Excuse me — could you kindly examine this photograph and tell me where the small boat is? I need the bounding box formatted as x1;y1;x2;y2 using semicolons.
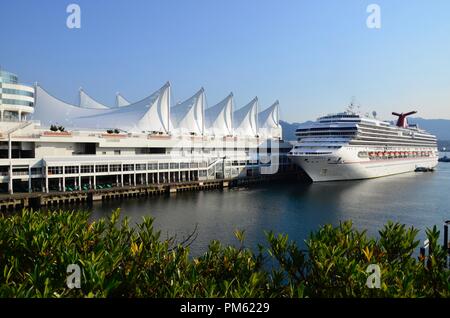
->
415;167;434;172
438;156;450;162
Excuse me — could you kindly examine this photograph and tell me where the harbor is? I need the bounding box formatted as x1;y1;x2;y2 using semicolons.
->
86;162;450;256
2;0;450;302
0;170;302;211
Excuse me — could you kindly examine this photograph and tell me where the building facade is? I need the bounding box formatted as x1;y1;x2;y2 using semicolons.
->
0;70;291;194
0;69;35;121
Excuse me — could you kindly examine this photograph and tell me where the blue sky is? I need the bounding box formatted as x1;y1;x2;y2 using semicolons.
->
1;0;450;122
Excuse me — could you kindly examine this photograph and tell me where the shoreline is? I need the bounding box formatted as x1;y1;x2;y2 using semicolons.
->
0;171;307;212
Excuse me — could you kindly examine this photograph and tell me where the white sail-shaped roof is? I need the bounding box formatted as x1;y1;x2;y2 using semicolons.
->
116;93;130;107
79;89;110;109
33;83;171;133
233;97;258;137
258;101;281;138
205;93;233;136
171;88;205;135
33;86;108;127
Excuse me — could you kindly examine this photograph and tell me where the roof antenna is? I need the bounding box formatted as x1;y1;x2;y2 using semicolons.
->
347;96;356;113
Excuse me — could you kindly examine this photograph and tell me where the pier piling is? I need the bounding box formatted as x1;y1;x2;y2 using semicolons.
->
0;172;298;211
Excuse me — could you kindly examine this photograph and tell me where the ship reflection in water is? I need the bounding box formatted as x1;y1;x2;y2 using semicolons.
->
89;163;450;256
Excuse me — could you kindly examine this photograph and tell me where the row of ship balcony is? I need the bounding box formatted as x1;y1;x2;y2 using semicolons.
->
359;150;436;160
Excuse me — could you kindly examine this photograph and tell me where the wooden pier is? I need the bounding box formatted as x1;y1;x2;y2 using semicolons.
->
0;173;299;212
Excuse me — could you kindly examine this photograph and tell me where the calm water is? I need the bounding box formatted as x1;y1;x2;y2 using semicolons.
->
86;160;450;255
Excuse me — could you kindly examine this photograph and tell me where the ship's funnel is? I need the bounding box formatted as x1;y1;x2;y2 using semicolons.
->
392;111;417;128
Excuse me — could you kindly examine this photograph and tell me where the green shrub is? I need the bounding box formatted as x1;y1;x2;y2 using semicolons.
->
0;210;448;298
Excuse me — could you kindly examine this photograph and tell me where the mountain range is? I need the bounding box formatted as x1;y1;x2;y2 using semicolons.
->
280;117;450;142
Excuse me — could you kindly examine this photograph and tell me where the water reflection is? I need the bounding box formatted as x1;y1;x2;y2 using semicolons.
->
87;163;450;255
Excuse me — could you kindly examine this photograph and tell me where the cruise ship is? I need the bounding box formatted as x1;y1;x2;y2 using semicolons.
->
0;69;290;194
288;108;438;181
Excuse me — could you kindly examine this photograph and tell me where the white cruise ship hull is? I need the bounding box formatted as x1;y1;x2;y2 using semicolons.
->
290;155;438;182
290;110;439;182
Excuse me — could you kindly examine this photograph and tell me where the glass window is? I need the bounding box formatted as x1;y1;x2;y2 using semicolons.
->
123;164;134;171
65;166;79;174
95;165;108;172
2;99;33;107
81;165;94;173
48;166;63;175
110;164;121;172
31;167;42;175
3;110;19;121
136;164;146;171
1;88;34;97
0;71;18;84
158;163;169;170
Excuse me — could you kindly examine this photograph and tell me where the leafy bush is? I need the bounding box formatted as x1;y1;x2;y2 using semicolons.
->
268;222;449;297
0;210;448;298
